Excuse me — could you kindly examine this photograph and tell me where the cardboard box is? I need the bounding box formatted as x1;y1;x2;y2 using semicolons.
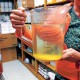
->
0;33;17;49
10;33;17;47
0;34;11;48
1;47;17;62
9;47;17;61
22;0;34;8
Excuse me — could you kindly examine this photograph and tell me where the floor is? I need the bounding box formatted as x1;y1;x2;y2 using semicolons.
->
2;60;38;80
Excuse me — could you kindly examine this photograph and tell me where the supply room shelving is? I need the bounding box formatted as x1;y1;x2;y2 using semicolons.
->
17;36;56;80
0;0;18;62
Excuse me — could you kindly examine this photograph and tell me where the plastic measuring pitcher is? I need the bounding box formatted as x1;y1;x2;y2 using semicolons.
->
31;4;71;60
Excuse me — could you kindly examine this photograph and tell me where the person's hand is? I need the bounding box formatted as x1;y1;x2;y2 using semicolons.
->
62;48;80;61
10;7;27;29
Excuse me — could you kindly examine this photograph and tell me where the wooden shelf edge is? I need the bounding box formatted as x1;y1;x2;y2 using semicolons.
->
23;49;33;57
0;12;11;13
17;36;32;48
18;57;36;76
36;73;45;80
1;45;17;49
46;1;72;6
38;60;56;71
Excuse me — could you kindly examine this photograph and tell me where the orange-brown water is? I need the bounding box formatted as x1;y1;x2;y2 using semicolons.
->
32;24;64;60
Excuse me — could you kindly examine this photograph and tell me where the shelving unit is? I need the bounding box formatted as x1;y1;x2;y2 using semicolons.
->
17;37;56;80
0;0;18;62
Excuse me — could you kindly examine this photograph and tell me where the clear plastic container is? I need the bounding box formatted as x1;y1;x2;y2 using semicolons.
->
31;5;71;60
